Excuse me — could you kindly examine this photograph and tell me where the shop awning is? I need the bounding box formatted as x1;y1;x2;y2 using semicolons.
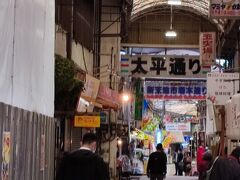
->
96;83;120;110
76;74;101;112
76;75;120;111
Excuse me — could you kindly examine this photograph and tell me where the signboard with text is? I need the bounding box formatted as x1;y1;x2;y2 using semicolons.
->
144;80;206;100
121;55;210;78
165;123;191;132
200;32;216;67
207;73;239;105
74;116;100;128
210;0;240;18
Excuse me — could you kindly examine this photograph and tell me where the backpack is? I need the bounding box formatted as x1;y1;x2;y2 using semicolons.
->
205;156;219;180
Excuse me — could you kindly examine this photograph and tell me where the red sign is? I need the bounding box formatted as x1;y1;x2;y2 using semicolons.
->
200;32;216;68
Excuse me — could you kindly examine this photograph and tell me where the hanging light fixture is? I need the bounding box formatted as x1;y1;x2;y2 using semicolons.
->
167;0;182;5
165;5;177;38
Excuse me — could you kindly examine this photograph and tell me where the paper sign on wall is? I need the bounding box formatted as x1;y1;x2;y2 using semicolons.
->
207;73;239;105
2;132;10;180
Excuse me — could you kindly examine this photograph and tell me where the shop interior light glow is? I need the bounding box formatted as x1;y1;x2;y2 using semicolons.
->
117;139;122;145
165;30;177;37
122;93;130;102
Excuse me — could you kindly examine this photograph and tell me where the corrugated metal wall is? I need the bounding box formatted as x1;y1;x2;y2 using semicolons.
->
0;102;55;180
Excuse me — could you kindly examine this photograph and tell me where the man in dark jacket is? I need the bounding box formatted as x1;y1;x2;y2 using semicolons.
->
209;147;240;180
177;149;183;176
147;143;167;180
56;133;110;180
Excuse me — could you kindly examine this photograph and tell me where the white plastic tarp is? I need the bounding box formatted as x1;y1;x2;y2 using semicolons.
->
206;101;216;135
0;0;55;117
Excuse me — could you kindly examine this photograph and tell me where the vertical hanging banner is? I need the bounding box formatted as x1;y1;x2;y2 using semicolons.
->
134;79;143;120
2;132;10;180
210;0;240;18
200;32;216;68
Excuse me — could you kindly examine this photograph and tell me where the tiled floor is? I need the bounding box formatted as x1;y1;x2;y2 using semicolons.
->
140;163;198;180
117;163;198;180
139;176;198;180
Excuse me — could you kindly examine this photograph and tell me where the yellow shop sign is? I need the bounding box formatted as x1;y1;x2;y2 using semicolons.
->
74;116;100;128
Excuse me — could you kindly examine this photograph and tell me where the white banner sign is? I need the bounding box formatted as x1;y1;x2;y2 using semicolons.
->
121;55;210;78
144;80;206;100
210;0;240;18
207;73;240;105
200;32;216;67
165;123;191;132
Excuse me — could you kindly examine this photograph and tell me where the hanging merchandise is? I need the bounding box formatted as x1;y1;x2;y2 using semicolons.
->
162;134;173;148
141;99;162;133
131;128;154;142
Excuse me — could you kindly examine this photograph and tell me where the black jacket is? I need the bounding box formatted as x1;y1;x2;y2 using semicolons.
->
177;152;183;163
210;156;240;180
147;150;167;175
56;149;110;180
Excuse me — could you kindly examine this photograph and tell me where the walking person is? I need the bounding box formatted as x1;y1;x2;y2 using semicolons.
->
183;151;192;176
177;149;184;176
197;143;205;178
197;151;213;180
173;149;178;175
56;132;110;180
147;143;167;180
118;153;132;179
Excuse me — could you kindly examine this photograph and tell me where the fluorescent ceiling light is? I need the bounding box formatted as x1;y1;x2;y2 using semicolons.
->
168;0;182;5
165;30;177;37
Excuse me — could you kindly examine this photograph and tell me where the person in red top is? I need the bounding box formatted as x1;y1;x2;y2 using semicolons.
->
198;151;213;180
197;144;205;170
197;143;205;179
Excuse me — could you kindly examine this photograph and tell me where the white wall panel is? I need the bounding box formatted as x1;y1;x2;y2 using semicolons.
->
0;0;55;117
0;0;15;105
